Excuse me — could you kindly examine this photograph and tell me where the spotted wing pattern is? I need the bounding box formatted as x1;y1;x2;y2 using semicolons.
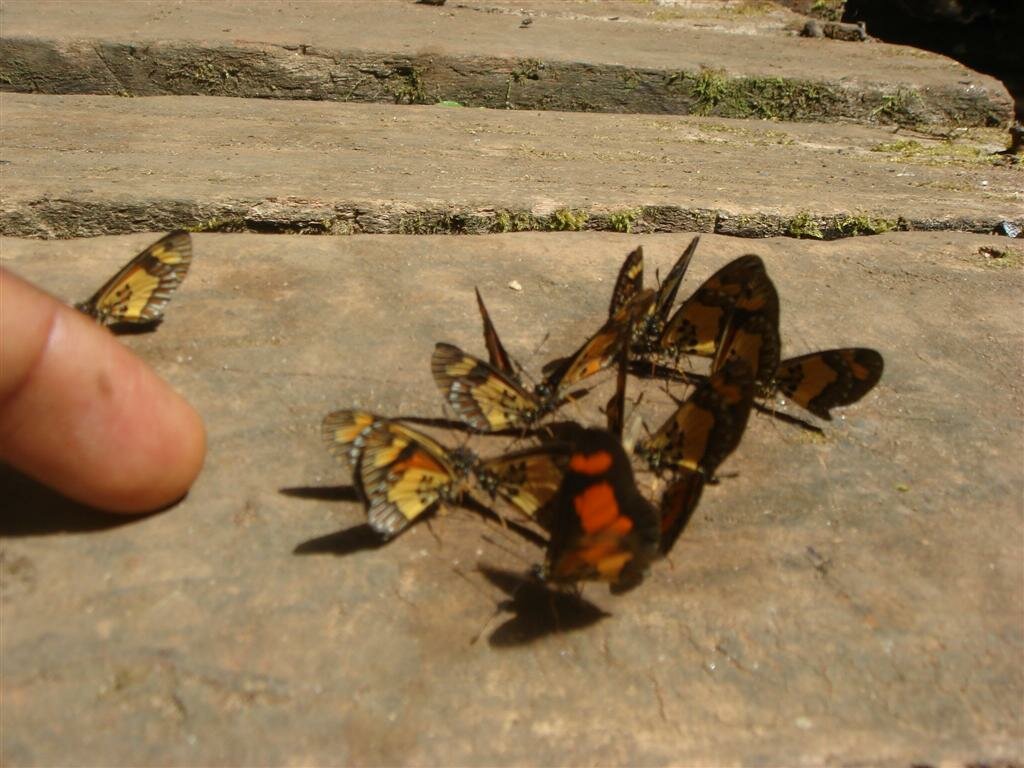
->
769;348;883;419
634;358;755;477
659;255;778;358
76;231;192;326
356;420;475;538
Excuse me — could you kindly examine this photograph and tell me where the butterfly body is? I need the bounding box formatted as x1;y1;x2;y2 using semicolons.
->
76;231;192;327
608;238;700;358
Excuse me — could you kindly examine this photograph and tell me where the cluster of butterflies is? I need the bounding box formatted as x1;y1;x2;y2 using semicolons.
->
322;237;884;594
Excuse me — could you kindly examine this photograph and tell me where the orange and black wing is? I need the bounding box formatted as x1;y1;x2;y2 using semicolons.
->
541;288;656;398
658;468;705;557
431;342;545;432
659;255;778;358
608;245;645;317
475;288;519;382
76;231;192;326
355;420;474;538
634;357;755;477
711;310;781;386
604;344;629;440
543;428;660;593
631;236;700;356
653;237;699;322
769;348;883;420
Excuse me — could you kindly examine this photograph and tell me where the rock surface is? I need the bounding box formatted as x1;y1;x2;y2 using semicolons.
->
0;0;1013;126
3;231;1023;766
1;1;1022;765
0;94;1019;239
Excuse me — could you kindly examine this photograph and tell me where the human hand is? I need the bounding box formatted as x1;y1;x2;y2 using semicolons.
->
0;267;206;513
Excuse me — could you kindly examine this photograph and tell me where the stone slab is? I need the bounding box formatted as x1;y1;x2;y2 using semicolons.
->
1;93;1020;240
2;231;1022;766
0;0;1012;127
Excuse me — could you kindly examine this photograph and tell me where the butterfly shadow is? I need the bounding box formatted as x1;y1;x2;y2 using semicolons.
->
279;484;391;557
475;565;611;648
0;466;168;536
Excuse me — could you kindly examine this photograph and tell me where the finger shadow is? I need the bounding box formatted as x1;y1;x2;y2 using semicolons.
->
477;565;611;648
0;466;165;536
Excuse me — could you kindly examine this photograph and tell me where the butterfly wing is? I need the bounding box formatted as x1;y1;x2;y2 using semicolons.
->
605;345;629;440
652;236;699;326
658;468;706;556
543;288;656;396
431;343;544;432
357;420;471;538
475;444;571;521
76;231;192;326
771;348;884;420
659;255;777;357
711;310;782;385
608;246;644;317
321;409;381;468
635;358;755;477
475;288;519;381
543;428;660;592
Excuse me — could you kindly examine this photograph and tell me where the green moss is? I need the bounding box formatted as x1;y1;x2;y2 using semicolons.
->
692;68;730;115
390;64;429;105
492;211;535;233
810;0;845;20
870;87;921;125
786;212;824;239
871;137;1002;167
674;70;838;121
545;208;589;231
833;214;898;236
608;209;642;233
397;211;470;234
187;215;248;233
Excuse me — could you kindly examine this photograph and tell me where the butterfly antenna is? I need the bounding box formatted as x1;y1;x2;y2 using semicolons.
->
424;517;445;548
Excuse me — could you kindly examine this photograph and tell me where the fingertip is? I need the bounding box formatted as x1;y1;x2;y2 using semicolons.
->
0;268;207;514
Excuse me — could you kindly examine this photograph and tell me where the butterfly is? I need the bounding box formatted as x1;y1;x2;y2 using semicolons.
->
608;238;701;356
540;427;660;593
634;356;755;479
321;409;567;538
321;410;476;538
658;254;779;359
761;348;884;420
433;289;655;433
75;231;193;327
